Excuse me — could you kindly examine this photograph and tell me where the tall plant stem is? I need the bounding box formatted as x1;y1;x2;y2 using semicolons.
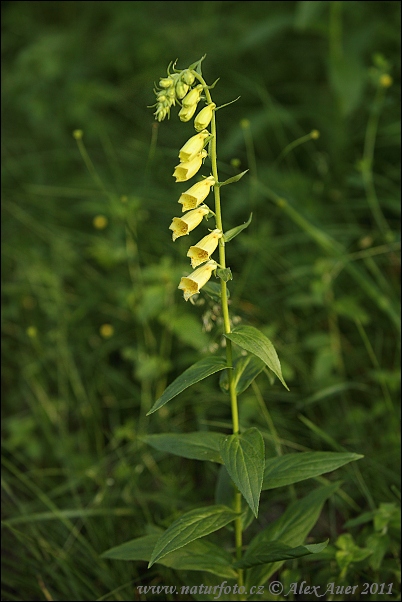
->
194;72;244;587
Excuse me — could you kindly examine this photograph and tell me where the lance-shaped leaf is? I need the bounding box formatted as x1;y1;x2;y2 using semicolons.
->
102;532;237;579
225;325;289;390
142;432;225;463
148;505;238;567
245;482;341;588
218;170;249;188
262;452;364;490
235;539;329;568
223;213;253;243
219;428;265;518
147;356;228;415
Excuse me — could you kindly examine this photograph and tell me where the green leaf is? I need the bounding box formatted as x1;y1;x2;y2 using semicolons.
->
147;356;228;415
218;170;249;188
225;325;289;390
216;267;232;282
202;281;230;302
219;428;265;518
245;482;341;588
220;354;265;395
262;452;364;490
235;539;329;568
148;505;238;567
142;432;225;463
223;213;253;243
102;532;237;579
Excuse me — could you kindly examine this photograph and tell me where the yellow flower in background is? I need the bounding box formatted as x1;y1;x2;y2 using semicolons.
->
179;130;209;162
178;260;217;301
194;103;216;132
173;150;207;182
178;103;198;122
181;84;203;107
178;176;215;212
169;205;209;241
100;324;114;338
93;215;108;229
187;229;222;268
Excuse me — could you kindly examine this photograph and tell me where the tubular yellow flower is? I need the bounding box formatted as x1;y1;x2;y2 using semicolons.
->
178;103;198;122
176;80;189;99
178;260;217;301
182;84;203;107
178;176;215;212
194;103;216;132
179;131;210;162
169;205;209;241
187;229;222;268
173;150;208;182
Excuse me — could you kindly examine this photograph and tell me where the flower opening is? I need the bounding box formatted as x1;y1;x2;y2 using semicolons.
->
169;205;209;241
187;229;222;268
179;131;209;163
173;150;208;182
178;176;215;212
178;103;198;122
178;260;217;301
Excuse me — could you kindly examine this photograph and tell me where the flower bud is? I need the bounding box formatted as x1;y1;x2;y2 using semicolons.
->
176;80;189;100
182;84;203;107
187;229;222;268
173;150;208;182
181;70;195;86
194;103;216;132
178;103;198;122
179;131;210;162
178;260;217;301
159;77;174;88
169;206;210;241
178;176;215;212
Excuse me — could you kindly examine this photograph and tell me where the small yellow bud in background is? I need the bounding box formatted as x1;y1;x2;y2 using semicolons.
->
169;206;209;241
194;103;216;132
100;324;114;338
310;129;320;139
26;326;38;338
178;260;217;301
179;131;210;162
73;129;83;140
187;229;222;268
181;70;195;86
178;103;198;122
182;84;203;107
379;74;393;88
173;150;208;182
93;215;108;230
178;176;215;212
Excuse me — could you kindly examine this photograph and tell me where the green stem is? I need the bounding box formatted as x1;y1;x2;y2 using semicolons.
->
193;71;243;589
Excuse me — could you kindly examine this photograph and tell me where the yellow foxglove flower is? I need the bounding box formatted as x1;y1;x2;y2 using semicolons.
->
169;205;209;241
178;103;198;122
179;130;209;162
173;150;207;182
187;229;222;268
182;84;203;107
194;103;216;132
178;260;217;301
178;176;215;212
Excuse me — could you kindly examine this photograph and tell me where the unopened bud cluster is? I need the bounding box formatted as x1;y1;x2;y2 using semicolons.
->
152;62;221;301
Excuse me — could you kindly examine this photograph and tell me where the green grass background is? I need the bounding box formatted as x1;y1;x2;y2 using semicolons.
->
2;1;400;600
